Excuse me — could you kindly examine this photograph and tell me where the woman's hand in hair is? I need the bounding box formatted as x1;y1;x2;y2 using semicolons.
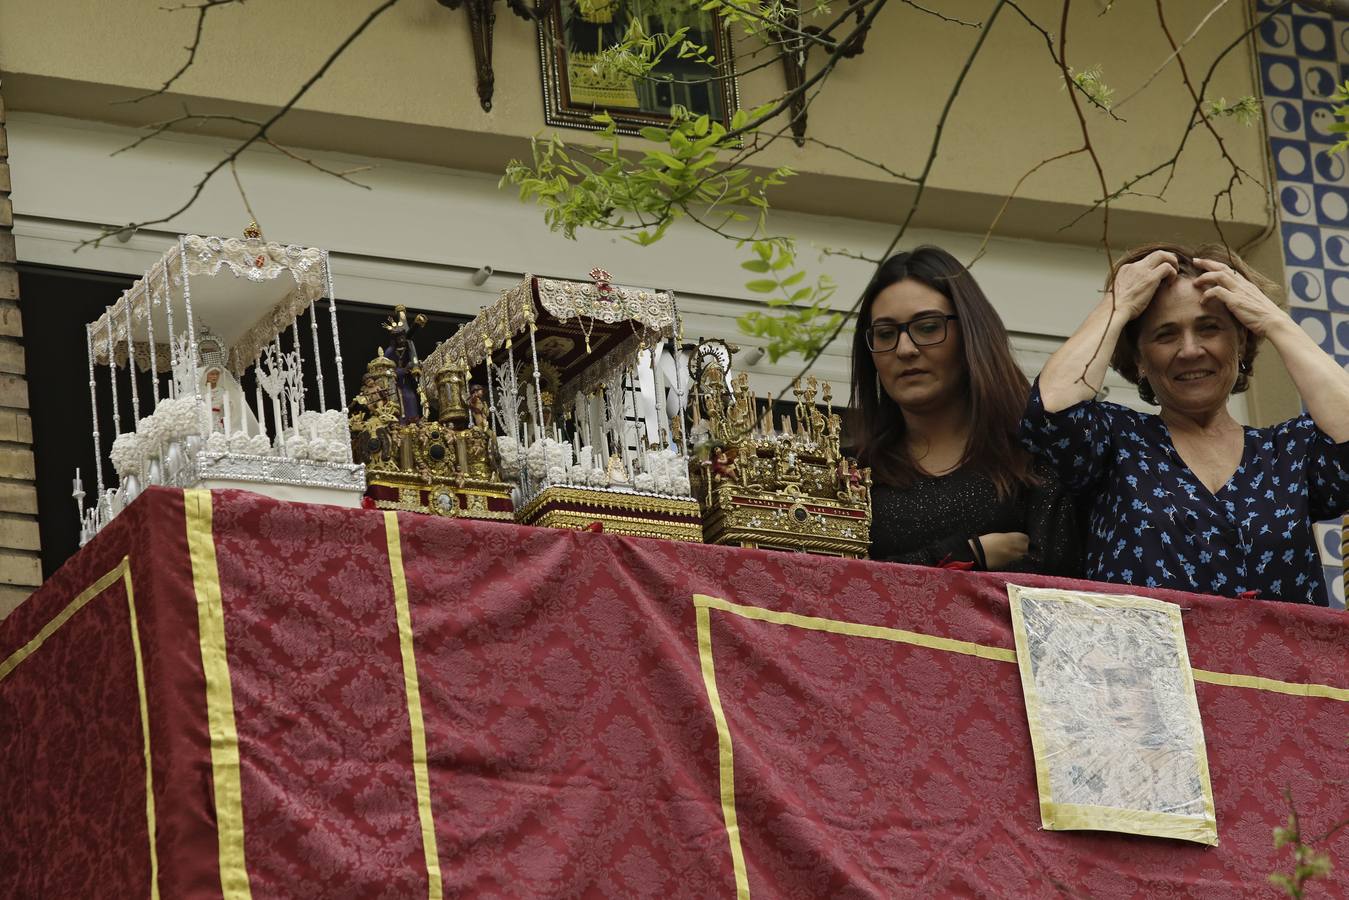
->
973;532;1029;570
1192;257;1289;338
1038;250;1178;412
1111;250;1179;321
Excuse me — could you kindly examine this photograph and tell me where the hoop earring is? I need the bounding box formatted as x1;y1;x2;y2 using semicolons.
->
1137;377;1157;406
1238;359;1252;375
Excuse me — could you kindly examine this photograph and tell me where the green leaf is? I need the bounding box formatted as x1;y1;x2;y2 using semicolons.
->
650;151;686;170
780;270;806;287
790;286;813;302
745;279;779;293
740;258;771;273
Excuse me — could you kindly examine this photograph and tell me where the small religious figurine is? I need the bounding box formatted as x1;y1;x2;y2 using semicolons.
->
605;452;629;485
350;356;401;464
709;446;737;480
468;383;488;429
195;327;259;436
849;463;870;502
382;305;430;424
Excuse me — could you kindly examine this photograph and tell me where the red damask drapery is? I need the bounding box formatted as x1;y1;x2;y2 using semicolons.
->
1;487;1345;898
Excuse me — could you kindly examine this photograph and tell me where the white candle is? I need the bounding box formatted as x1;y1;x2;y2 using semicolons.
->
221;388;231;438
273;395;286;454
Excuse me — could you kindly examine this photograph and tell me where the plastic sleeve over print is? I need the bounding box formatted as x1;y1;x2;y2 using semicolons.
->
1007;584;1217;845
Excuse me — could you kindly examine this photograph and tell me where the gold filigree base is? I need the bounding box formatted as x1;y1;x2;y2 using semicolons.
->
517;484;703;542
367;474;514;521
702;487;870;558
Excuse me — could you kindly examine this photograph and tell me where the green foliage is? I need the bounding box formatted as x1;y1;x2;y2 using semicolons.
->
1069;65;1114;111
501;0;844;361
501;98;786;245
1204;95;1259;126
1328;81;1349;157
736;240;841;363
583;19;715;83
1269;802;1338;898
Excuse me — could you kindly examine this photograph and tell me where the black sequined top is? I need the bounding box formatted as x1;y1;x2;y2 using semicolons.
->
869;464;1083;576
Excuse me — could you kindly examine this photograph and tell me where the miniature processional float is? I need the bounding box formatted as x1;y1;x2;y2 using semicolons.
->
686;341;872;558
420;269;703;541
346;306;514;520
77;227;364;543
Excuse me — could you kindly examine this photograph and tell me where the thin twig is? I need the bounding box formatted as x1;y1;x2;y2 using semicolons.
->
228;158;261;227
799;134;921;182
114;109;376;186
775;0;1009;398
1062;0;1290;231
969;147;1087;267
82;0;400;247
899;0;980;27
1154;0;1260;252
1002;0;1126;123
1113;0;1231;111
115;0;246;104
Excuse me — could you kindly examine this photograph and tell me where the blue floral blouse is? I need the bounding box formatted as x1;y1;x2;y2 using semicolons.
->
1020;379;1349;605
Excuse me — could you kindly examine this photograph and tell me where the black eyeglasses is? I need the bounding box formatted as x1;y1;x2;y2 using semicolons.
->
865;315;958;352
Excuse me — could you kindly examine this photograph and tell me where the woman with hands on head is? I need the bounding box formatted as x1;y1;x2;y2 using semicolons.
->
853;246;1081;575
1022;243;1349;604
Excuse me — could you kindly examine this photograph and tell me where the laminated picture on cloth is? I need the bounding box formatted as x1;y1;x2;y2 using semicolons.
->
1008;585;1217;845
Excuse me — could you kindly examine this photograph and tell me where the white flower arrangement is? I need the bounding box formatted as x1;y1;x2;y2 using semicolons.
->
633;472;656;492
497;435;521;478
109;432;145;477
244;433;273;456
148;396;207;442
136;414;166;450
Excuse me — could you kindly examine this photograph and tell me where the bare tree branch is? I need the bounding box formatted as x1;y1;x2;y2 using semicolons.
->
1061;0;1287;233
898;0;980;27
1112;0;1231;111
1153;0;1261;251
84;0;400;247
115;0;246;105
969;147;1087;267
776;0;1010;399
228;158;261;226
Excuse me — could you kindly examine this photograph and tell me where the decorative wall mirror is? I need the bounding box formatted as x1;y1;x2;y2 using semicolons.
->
538;0;739;134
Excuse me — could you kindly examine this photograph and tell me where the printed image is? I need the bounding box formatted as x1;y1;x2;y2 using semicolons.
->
1009;586;1217;844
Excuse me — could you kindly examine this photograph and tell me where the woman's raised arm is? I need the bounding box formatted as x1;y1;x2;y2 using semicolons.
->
1039;250;1177;413
1195;257;1349;442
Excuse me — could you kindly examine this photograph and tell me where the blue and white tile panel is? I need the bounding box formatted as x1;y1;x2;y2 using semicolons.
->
1257;0;1347;608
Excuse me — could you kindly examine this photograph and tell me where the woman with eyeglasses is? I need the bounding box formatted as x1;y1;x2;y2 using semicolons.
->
1022;243;1349;604
852;246;1081;575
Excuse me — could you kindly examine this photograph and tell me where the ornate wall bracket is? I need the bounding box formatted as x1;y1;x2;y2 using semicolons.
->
771;0;872;146
437;0;548;112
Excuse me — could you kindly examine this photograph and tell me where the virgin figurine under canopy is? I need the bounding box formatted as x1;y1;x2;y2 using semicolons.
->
196;329;261;435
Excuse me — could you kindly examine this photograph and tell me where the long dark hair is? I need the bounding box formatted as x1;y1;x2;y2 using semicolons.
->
849;245;1035;496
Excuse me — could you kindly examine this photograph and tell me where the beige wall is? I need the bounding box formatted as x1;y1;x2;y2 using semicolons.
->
0;0;1271;243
